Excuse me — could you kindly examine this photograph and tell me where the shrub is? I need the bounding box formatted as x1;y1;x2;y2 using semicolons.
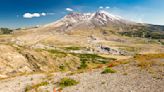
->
25;85;31;92
73;53;115;64
101;68;117;74
160;41;164;45
59;78;79;88
79;61;88;69
59;65;66;71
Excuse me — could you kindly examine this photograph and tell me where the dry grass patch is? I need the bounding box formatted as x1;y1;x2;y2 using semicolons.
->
134;53;164;68
25;81;49;92
107;59;130;67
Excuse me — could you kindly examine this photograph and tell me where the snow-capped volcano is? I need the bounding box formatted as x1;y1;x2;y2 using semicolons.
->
44;10;135;31
94;10;121;21
61;10;123;24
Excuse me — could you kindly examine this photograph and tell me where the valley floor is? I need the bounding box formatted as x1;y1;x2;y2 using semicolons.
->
0;59;163;92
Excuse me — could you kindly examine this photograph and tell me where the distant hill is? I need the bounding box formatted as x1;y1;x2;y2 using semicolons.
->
0;28;13;34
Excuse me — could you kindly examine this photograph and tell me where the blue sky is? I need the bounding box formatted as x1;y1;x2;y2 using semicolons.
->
0;0;164;28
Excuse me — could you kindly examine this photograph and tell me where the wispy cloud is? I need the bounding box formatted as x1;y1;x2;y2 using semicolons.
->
99;6;110;9
66;8;74;12
99;6;103;9
41;13;46;16
47;13;55;15
106;6;110;9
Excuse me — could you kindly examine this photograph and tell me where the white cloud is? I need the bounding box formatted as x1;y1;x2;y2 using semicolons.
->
23;13;48;18
32;13;40;17
99;6;110;9
66;8;74;12
41;13;46;16
23;13;40;18
106;6;110;9
99;6;103;9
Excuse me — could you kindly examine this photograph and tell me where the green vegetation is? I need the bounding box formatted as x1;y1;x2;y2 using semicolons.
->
47;49;67;57
59;65;66;71
119;30;164;39
74;53;115;64
158;40;164;45
59;78;79;88
79;61;88;69
45;49;116;71
101;68;117;74
25;81;49;92
0;28;13;34
161;42;164;45
64;46;85;50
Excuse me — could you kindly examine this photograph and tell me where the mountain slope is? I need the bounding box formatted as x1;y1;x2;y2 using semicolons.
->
41;10;164;38
43;10;135;32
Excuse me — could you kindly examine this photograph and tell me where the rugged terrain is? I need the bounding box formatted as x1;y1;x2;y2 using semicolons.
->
0;10;164;92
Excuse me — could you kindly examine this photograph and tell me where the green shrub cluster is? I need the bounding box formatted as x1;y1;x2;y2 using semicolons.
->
59;78;79;88
59;65;66;71
47;49;67;57
79;61;88;69
101;68;117;74
75;53;115;64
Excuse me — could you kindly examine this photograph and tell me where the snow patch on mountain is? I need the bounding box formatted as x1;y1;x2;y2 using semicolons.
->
95;10;122;21
44;10;133;29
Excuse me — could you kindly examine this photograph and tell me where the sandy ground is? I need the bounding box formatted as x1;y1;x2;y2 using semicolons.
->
0;62;163;92
0;74;45;92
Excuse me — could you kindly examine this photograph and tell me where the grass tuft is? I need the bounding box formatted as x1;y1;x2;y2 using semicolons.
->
101;68;117;74
59;78;79;88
